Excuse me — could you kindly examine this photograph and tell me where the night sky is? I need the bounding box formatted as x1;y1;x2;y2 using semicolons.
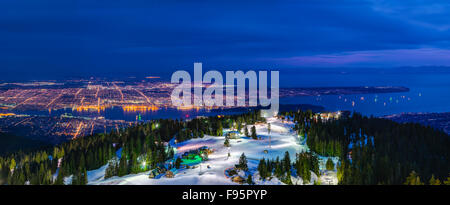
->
1;0;450;79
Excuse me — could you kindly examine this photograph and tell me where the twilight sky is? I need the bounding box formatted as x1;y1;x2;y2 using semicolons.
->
1;0;450;79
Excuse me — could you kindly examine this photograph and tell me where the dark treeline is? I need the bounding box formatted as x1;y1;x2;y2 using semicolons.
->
0;111;263;185
258;151;320;185
282;110;450;185
0;133;50;156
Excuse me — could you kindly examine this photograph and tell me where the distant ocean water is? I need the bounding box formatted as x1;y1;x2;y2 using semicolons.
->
279;72;450;116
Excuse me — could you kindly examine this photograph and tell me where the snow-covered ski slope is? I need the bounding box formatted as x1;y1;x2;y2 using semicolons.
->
88;117;338;185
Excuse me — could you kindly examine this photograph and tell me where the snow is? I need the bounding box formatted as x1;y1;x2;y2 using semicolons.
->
88;117;338;185
319;170;338;185
87;164;108;182
64;175;73;185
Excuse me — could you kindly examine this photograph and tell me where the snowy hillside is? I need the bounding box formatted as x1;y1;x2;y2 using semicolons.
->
88;117;338;185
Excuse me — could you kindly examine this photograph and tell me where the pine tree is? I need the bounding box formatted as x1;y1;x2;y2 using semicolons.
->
283;151;291;173
71;173;78;185
129;152;139;174
9;159;16;172
275;160;282;178
282;169;292;185
444;173;450;185
246;174;253;185
251;126;257;140
336;161;345;183
244;126;249;137
404;171;424;185
236;153;248;171
79;153;86;171
429;174;441;185
54;167;65;185
216;121;223;136
82;168;88;185
118;154;128;177
326;158;335;171
258;158;267;180
175;157;182;169
224;137;230;147
105;160;119;179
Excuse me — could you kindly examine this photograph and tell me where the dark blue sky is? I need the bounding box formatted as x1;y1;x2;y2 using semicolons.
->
1;0;450;79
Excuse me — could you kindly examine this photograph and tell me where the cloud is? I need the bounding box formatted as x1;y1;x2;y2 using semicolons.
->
264;48;450;67
1;0;450;78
